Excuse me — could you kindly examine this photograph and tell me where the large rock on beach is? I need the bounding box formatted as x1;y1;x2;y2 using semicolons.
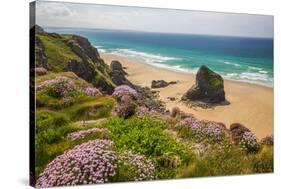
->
181;65;225;103
151;80;169;88
151;80;177;89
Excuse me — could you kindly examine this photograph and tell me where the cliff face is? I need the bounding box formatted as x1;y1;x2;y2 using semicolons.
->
35;28;116;93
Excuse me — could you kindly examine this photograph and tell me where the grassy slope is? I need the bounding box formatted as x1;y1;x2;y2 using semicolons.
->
35;72;115;178
36;34;81;72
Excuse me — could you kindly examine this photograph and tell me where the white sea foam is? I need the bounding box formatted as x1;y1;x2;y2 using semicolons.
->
111;48;181;63
108;48;273;87
96;46;107;53
224;72;273;87
248;66;263;71
221;61;242;67
109;48;198;74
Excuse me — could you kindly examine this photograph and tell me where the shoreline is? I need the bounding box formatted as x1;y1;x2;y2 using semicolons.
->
101;52;273;138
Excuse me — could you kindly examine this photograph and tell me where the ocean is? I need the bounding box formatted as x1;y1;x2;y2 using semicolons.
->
46;27;274;87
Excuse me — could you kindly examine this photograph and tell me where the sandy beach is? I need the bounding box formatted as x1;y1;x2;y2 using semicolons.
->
101;53;273;138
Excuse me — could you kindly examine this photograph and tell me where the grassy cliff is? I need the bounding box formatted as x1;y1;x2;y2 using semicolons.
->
35;30;115;93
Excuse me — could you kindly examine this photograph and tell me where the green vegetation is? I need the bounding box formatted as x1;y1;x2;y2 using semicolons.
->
36;34;81;72
101;116;193;179
205;68;224;89
177;142;273;178
35;72;115;178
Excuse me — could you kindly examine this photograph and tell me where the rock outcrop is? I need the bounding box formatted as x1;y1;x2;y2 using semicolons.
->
110;60;133;87
35;36;48;69
151;80;177;89
181;65;225;103
110;60;128;75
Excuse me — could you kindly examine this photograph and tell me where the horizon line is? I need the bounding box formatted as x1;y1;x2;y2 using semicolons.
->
42;25;274;39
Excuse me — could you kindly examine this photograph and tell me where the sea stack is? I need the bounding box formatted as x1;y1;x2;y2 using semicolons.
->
181;65;225;103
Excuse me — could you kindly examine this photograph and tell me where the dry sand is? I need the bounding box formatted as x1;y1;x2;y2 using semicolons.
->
101;53;274;138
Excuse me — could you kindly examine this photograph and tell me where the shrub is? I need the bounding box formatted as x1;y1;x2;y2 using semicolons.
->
115;95;137;119
178;143;252;178
102;116;193;179
112;85;137;101
250;146;273;173
114;151;155;182
37;76;76;98
136;106;150;117
239;132;260;153
36;140;117;187
178;118;225;143
67;128;109;141
84;87;102;97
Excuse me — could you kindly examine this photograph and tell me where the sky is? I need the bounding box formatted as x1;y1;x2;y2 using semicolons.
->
36;1;274;38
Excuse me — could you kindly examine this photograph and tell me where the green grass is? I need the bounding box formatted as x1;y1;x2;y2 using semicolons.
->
36;34;81;72
101;116;194;179
177;143;273;178
35;105;113;179
35;72;90;87
205;68;224;89
60;96;115;121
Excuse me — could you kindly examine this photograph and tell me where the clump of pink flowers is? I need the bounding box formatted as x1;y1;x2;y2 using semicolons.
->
84;87;102;97
112;85;137;101
36;140;117;187
67;128;108;141
118;151;155;181
239;131;260;153
135;106;150;117
37;76;76;98
179;117;225;143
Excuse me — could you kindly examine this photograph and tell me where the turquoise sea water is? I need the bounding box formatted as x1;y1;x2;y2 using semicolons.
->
46;27;274;87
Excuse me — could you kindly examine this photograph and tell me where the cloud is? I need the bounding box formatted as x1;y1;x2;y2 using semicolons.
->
36;2;76;18
35;1;273;38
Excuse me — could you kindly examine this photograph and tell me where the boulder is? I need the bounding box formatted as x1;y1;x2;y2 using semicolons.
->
181;65;225;103
151;80;169;88
229;123;251;144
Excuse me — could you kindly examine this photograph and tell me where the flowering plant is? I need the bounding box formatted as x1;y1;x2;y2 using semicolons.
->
67;128;108;141
117;151;155;181
37;76;76;98
135;106;150;117
36;140;117;187
112;85;137;101
179;118;225;143
84;87;102;97
239;131;260;153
